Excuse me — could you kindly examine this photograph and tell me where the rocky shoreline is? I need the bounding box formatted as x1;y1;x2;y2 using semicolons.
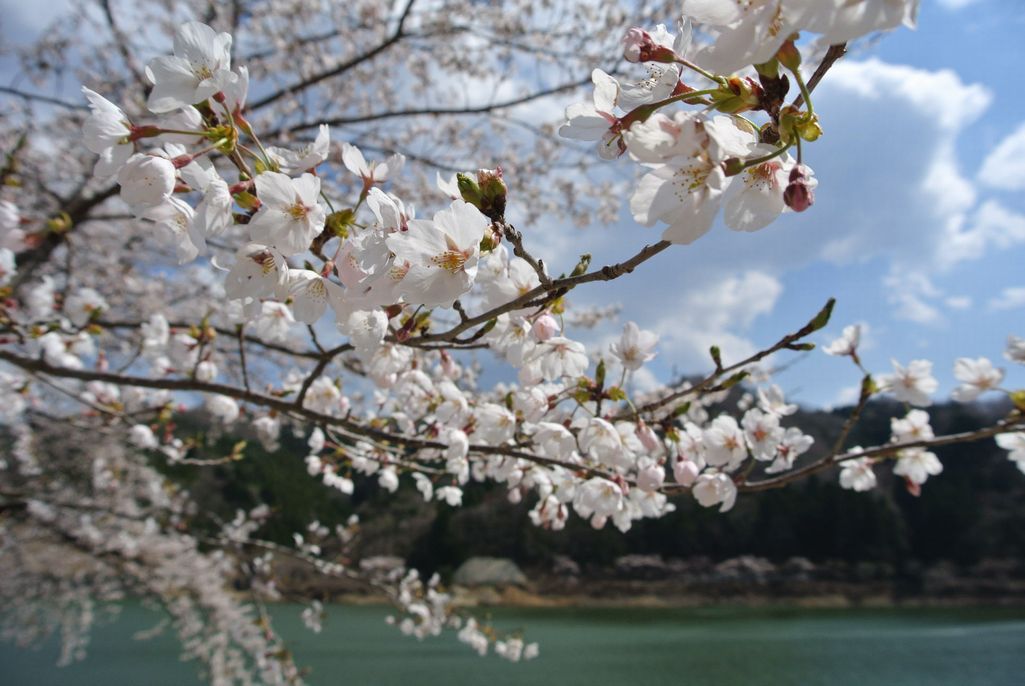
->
272;554;1025;609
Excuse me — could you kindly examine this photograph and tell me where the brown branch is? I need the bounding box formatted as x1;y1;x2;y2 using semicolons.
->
616;298;834;422
9;185;120;293
274;77;593;136
0;348;592;476
0;86;86;110
793;43;847;110
406;240;672;346
249;0;418;111
740;417;1025;493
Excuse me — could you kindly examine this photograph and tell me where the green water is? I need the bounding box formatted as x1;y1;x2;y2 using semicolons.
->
3;604;1024;685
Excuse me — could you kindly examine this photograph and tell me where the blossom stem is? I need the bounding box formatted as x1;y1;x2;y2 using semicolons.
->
620;88;721;128
789;66;815;117
736;143;792;173
672;57;723;85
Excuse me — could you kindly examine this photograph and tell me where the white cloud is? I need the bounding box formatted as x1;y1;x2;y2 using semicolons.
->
988;286;1025;311
938;200;1025;267
978;121;1025;191
945;295;973;310
936;0;983;9
824;58;991;130
883;269;944;325
650;271;783;368
831;383;862;409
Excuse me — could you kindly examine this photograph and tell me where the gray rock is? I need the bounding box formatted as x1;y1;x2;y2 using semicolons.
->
453;557;528;587
551;555;580;577
713;556;777;583
782;556;816;581
359;555;405;576
614;554;668;578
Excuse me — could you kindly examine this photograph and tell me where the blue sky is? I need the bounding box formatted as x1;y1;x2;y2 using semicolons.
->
2;0;1022;408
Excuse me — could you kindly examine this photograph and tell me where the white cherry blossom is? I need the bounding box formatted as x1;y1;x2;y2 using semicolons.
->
692;471;737;512
81;87;133;177
558;69;623;160
610;322;658;371
879;359;938;407
703;415;747;470
893;448;942;486
996;433;1025;474
267;125;331;175
386;200;490;307
1005;335;1025;364
248;172;326;256
951;357;1004;402
839;455;876;492
146;21;235;113
824;324;862;358
118;154;176;213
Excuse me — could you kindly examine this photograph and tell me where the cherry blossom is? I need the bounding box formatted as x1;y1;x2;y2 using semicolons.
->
118;154;177;213
951;357;1005;402
879;359;938;407
386;200;490;307
146;21;235;113
1005;336;1025;364
610;322;659;371
893;448;943;486
247;172;327;256
558;69;623;160
996;433;1025;474
628;115;755;244
839;455;876;492
824;324;862;359
81;87;133;177
692;471;737;512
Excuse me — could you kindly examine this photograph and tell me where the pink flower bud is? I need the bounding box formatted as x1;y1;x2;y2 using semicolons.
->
439;350;460;378
622;28;650;63
673;458;700;487
784;164;815;212
635;421;660;452
622;27;677;63
532;314;560;341
637;464;666;493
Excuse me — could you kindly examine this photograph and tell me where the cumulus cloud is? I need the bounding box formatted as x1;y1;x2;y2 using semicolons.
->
978;121;1025;191
939;200;1025;267
936;0;983;9
988;287;1025;311
883;269;944;326
649;271;783;368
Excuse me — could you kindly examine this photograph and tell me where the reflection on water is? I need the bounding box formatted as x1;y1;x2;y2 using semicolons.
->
3;604;1025;686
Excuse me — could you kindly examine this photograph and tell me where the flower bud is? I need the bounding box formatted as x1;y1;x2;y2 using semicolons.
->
784;164;815;212
673;458;700;487
118;154;175;209
635;421;661;453
622;27;677;63
325;208;355;239
712;77;762;114
532;314;559;341
637;463;666;493
722;157;745;177
776;40;802;71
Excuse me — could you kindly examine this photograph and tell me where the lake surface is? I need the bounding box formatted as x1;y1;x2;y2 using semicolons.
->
3;603;1024;685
